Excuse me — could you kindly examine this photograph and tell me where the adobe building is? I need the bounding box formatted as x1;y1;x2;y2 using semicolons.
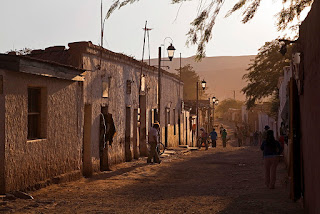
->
182;102;195;147
294;1;320;212
184;99;212;145
29;42;184;175
0;54;84;193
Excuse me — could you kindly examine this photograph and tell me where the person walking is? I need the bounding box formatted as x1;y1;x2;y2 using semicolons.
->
237;126;243;147
147;123;161;164
253;131;259;146
221;129;227;148
262;125;270;141
199;128;208;150
260;130;283;189
209;128;218;148
219;125;224;135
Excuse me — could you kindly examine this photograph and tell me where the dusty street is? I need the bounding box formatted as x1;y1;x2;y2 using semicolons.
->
1;123;303;214
1;146;303;213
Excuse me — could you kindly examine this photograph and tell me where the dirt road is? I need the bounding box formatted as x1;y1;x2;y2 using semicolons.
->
1;127;304;213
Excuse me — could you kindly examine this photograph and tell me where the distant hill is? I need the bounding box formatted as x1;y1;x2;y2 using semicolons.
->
149;55;255;101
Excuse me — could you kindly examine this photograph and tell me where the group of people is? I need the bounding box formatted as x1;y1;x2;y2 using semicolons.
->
198;125;228;149
148;121;284;190
235;125;248;147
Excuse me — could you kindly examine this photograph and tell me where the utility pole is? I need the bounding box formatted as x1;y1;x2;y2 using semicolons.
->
178;53;182;145
101;0;103;48
158;46;161;124
196;82;199;146
208;98;211;131
99;0;105;70
234;90;236;100
141;21;152;65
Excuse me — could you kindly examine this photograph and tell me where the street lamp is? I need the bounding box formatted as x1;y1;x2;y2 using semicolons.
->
167;44;176;61
212;96;217;103
158;40;176;125
201;80;206;90
211;97;218;129
196;80;206;145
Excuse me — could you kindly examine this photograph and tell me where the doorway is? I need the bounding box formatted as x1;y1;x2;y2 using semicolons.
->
139;95;147;156
83;104;92;177
186;116;188;146
165;109;169;147
100;106;109;171
133;109;139;159
125;107;132;161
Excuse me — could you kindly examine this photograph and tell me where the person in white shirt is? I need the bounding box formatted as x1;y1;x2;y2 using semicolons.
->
147;123;161;164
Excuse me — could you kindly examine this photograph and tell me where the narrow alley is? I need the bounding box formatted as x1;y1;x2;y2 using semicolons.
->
0;124;303;214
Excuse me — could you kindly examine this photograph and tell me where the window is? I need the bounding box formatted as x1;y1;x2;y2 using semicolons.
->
28;88;41;140
141;75;146;92
102;80;109;98
152;108;158;124
126;80;132;94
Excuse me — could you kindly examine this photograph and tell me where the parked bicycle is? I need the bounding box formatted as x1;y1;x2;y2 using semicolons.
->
197;137;208;150
156;142;165;155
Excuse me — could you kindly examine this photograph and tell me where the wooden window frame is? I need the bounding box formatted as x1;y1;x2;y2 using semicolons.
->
27;87;47;140
126;80;132;94
28;87;41;140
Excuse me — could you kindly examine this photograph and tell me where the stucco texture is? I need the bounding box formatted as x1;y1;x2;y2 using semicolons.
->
299;1;320;213
80;46;183;170
2;69;83;192
0;70;5;193
28;42;184;172
82;54;141;169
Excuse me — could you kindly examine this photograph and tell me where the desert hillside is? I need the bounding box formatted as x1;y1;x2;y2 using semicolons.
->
149;55;255;101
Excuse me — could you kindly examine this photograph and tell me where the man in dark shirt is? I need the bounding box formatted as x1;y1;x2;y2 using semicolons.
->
260;130;283;189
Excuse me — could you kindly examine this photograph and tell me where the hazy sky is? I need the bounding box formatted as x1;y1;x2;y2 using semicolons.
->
0;0;307;59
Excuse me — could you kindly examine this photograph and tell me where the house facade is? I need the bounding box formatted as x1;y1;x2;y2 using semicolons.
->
184;99;213;146
0;54;84;193
30;42;184;175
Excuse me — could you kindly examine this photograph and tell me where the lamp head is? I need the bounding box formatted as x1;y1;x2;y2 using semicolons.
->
212;96;216;103
201;79;206;90
167;43;176;61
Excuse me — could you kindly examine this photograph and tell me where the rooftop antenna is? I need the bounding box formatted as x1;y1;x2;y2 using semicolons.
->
101;0;103;48
99;0;107;70
140;21;153;94
142;21;153;65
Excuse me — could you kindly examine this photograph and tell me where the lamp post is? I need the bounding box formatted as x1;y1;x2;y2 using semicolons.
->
196;79;207;143
211;96;219;128
158;41;176;124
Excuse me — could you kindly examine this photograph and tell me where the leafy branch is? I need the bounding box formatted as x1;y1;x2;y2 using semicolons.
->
106;0;313;59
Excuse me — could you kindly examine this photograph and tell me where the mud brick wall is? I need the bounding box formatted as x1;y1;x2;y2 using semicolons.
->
81;52;141;169
1;68;83;192
30;41;184;172
80;44;183;168
299;1;320;213
0;70;5;193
